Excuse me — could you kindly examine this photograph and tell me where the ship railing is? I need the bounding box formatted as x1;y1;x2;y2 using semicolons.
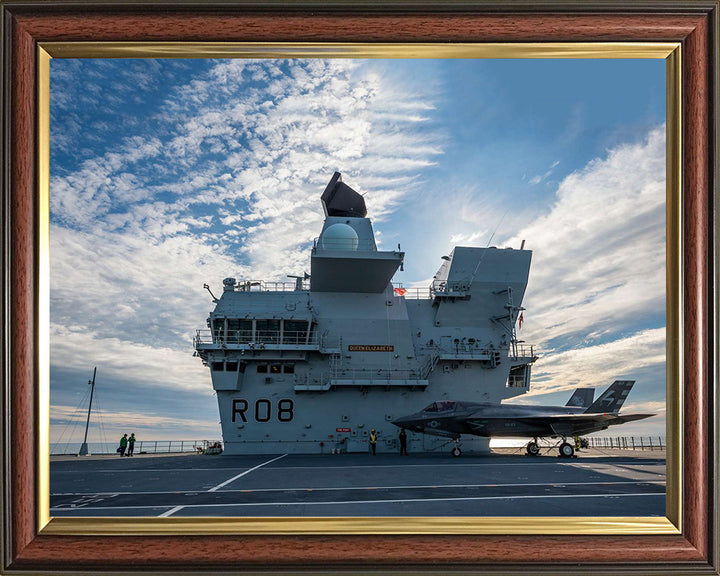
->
391;282;470;299
329;367;425;380
586;436;665;451
418;342;494;356
312;237;378;251
509;342;537;360
430;279;471;298
392;286;432;299
50;440;220;456
416;342;538;361
194;329;338;348
231;280;310;292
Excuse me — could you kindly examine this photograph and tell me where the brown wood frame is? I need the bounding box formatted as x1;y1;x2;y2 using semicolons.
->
1;1;717;573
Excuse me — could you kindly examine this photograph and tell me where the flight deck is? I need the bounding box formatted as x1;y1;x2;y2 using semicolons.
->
50;449;665;518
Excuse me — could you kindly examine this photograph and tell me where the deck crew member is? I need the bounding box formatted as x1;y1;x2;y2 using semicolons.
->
369;429;377;455
399;428;407;455
119;434;128;457
128;433;136;456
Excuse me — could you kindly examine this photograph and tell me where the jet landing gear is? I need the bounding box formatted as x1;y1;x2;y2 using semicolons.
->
526;439;541;456
558;439;575;458
451;439;462;457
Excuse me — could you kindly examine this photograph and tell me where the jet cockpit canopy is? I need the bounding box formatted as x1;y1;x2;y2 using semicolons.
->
422;401;457;413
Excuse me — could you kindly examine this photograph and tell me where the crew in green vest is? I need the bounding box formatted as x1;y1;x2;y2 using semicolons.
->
128;433;136;456
119;433;128;457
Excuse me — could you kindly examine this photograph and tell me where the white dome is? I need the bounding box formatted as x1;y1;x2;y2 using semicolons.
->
321;223;359;251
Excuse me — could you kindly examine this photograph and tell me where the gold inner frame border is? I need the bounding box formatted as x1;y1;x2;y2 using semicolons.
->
36;41;682;536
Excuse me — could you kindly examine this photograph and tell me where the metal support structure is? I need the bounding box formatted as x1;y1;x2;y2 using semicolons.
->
78;367;97;456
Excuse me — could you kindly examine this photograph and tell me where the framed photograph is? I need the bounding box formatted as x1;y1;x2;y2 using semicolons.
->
2;2;717;574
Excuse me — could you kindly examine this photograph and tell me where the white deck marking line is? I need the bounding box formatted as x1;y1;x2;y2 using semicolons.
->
51;460;665;474
159;505;185;517
243;461;665;471
208;454;288;492
156;455;287;517
51;491;666;513
51;479;666;497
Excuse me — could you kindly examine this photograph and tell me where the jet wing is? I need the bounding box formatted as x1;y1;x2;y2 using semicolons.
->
543;413;616;436
467;412;654;437
607;413;656;425
530;413;654;436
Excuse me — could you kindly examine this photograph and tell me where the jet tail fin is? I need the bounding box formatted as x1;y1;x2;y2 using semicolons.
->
565;388;595;408
585;380;635;414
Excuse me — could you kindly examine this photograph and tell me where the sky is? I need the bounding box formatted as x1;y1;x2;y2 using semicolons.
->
48;57;666;451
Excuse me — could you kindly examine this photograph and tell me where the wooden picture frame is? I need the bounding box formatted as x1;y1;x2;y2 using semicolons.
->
1;1;717;573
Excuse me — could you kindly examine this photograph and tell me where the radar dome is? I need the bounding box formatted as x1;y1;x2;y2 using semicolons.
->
321;223;359;251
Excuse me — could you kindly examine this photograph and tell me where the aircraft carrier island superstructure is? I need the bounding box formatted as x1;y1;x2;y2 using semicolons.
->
194;173;538;455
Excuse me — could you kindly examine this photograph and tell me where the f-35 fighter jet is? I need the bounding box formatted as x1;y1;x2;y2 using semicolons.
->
392;380;654;458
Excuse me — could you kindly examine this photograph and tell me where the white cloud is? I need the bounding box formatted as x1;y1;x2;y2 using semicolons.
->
50;323;209;393
528;159;560;185
518;328;665;397
49;222;242;348
506;125;665;350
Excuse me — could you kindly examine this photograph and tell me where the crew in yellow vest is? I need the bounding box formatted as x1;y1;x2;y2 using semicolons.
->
369;429;377;455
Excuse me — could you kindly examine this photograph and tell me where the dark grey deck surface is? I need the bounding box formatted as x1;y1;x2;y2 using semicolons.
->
50;449;666;518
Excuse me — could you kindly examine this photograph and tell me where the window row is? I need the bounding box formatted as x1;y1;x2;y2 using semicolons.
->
211;318;312;345
211;362;295;374
211;361;241;372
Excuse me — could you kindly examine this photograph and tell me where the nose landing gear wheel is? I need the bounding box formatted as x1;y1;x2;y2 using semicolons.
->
451;446;462;457
526;441;540;456
559;442;574;458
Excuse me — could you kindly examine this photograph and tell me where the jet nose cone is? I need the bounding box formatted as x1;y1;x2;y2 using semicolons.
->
391;416;411;428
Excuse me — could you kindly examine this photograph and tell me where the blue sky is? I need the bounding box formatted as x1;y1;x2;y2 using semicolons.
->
48;58;666;449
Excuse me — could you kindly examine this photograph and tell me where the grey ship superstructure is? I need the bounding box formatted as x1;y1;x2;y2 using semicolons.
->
194;172;537;454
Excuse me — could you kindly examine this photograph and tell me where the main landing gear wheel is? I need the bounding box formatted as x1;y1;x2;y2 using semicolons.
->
451;445;462;457
526;441;540;456
559;442;574;458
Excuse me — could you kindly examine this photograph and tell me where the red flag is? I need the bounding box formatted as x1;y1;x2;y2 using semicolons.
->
518;312;524;330
393;287;407;296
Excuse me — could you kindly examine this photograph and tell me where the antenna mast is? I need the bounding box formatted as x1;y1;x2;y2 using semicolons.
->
78;367;96;456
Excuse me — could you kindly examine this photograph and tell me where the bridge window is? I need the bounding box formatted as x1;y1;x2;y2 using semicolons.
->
283;364;295;374
283;320;309;344
270;364;281;374
507;365;529;388
256;319;280;343
211;362;224;371
212;318;225;342
226;361;239;372
226;319;252;343
257;364;268;373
